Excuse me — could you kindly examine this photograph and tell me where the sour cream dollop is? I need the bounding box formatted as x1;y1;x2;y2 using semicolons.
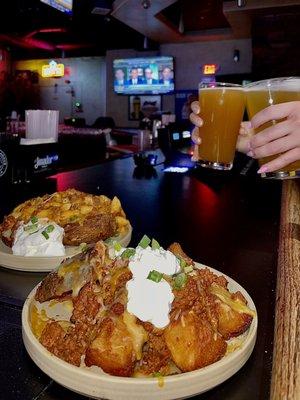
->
12;218;65;257
126;245;180;329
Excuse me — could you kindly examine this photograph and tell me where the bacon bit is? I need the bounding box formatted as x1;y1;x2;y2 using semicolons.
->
111;302;125;316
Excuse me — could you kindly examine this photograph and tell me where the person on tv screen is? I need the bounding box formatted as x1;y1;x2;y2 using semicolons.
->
114;68;127;86
128;67;144;85
144;67;158;85
159;67;174;85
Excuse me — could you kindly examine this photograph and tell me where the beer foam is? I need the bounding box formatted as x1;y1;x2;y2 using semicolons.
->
246;78;300;91
199;87;244;91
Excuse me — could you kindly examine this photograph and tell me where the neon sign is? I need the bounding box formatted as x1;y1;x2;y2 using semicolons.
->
42;60;65;78
202;64;218;75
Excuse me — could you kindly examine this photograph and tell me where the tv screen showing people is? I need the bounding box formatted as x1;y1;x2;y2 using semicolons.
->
113;56;174;95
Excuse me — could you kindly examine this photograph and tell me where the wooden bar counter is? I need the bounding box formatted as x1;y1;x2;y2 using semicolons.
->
271;180;300;400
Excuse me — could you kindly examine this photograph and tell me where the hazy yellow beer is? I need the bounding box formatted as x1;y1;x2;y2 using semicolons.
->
198;83;245;170
246;77;300;178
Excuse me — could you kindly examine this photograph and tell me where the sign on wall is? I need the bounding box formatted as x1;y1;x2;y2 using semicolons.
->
202;64;218;75
42;60;65;78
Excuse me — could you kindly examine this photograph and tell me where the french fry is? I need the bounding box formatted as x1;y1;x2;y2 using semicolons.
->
111;197;121;214
116;216;129;228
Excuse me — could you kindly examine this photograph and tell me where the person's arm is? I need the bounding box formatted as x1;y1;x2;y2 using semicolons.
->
247;101;300;173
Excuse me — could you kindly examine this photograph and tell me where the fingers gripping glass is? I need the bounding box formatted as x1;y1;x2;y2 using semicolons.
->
245;77;300;179
196;82;245;171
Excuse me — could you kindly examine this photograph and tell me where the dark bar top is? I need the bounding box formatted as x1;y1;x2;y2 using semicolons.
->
0;150;281;400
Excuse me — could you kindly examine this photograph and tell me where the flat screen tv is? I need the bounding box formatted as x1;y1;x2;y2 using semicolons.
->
40;0;73;14
113;56;174;95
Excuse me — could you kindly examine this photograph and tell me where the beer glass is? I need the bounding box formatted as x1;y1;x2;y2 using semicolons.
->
197;82;245;170
245;77;300;179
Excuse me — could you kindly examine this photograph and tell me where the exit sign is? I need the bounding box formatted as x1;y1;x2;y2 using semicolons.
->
202;64;218;75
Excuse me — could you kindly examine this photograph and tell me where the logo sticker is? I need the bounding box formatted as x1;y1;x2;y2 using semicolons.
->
0;150;8;178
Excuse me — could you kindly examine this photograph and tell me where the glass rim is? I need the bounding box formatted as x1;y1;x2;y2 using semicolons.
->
199;82;243;89
245;76;300;88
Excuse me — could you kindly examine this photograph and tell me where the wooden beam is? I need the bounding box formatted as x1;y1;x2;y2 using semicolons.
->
271;180;300;400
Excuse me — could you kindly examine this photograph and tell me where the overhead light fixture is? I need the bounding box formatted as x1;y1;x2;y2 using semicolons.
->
233;49;240;62
178;11;184;34
237;0;246;7
91;0;112;15
143;36;148;49
141;0;151;9
178;1;184;34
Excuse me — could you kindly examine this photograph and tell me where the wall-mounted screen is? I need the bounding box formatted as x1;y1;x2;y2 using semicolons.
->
113;56;174;95
40;0;73;14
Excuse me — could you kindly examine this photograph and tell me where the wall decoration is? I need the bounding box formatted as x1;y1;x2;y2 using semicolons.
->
128;95;162;121
174;90;198;123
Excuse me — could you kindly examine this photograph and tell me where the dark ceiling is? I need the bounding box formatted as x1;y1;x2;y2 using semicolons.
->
0;0;299;77
161;0;230;32
0;0;157;58
251;5;300;78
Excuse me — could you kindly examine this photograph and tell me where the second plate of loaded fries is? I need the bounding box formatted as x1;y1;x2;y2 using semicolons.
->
0;189;132;271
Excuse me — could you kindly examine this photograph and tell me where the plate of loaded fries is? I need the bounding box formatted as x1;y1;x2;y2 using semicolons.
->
0;189;131;272
22;236;257;400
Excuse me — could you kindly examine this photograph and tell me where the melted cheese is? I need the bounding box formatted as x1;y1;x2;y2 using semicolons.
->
30;304;49;339
226;338;243;354
110;268;128;294
123;311;148;360
58;260;81;277
157;376;165;388
210;284;256;317
59;260;90;297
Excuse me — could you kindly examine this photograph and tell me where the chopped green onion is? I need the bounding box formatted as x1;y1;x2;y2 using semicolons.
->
179;258;186;270
114;242;122;252
24;223;38;233
138;235;151;249
42;230;49;240
30;216;38;224
184;265;194;274
147;270;163;283
173;273;187;290
69;215;78;222
79;242;89;253
45;224;55;233
151;238;160;250
153;372;163;378
121;248;136;259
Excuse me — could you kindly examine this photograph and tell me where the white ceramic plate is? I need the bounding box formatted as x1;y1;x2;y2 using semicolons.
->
22;263;257;400
0;225;132;272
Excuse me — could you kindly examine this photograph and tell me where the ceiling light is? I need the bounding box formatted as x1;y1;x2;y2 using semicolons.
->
233;49;240;62
178;12;184;34
141;0;151;9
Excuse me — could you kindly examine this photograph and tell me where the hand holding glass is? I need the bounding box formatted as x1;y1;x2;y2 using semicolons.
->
195;83;245;171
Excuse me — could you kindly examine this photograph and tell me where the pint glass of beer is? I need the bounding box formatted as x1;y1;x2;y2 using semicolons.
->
246;77;300;179
197;82;245;170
